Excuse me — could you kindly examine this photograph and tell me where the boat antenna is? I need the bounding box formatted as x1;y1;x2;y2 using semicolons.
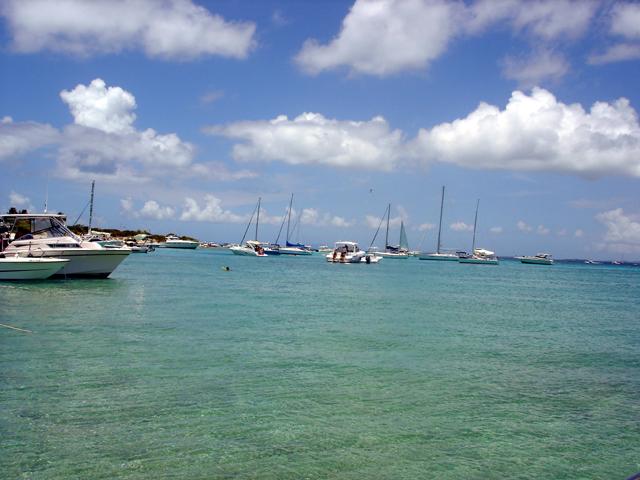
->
436;186;444;254
240;200;258;245
368;204;388;251
471;198;479;253
43;175;49;213
255;197;261;241
88;180;95;235
385;203;391;249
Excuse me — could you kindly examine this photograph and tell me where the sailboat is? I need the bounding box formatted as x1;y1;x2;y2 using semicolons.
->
276;194;312;256
419;186;459;261
371;204;409;259
458;199;499;265
229;198;271;256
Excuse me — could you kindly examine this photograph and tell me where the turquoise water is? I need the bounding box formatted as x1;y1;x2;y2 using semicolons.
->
1;250;639;479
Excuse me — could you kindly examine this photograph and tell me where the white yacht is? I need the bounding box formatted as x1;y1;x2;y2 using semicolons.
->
519;253;554;265
420;186;459;261
459;248;499;265
0;254;69;280
1;214;131;278
161;235;199;249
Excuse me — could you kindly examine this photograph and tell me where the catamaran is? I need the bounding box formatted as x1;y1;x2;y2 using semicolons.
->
419;186;459;261
458;199;499;265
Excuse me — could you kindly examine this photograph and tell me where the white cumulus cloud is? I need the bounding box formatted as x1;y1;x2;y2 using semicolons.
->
9;191;30;207
418;223;436;232
180;195;247;223
1;0;255;60
588;3;640;65
61;79;136;134
0;118;59;161
575;229;584;238
412;87;640;177
56;79;194;181
450;221;473;232
295;0;460;76
206;113;404;171
299;208;353;228
595;208;640;251
588;43;640;65
502;49;570;88
517;220;533;232
537;224;550;235
120;198;175;220
294;0;596;79
490;226;503;234
610;2;640;39
140;200;175;220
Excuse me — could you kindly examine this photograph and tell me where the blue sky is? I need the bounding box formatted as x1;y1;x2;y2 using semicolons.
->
1;0;639;259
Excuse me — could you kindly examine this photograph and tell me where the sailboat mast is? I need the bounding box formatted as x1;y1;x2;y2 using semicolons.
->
385;203;390;248
286;193;293;242
255;197;261;241
436;186;444;254
88;180;95;235
471;199;479;253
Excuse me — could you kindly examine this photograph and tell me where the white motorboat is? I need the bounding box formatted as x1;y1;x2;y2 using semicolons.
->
0;255;69;280
459;248;499;265
326;241;369;263
1;214;130;278
420;186;460;261
519;253;553;265
161;235;199;249
360;253;382;263
125;241;155;253
458;201;499;266
230;240;268;257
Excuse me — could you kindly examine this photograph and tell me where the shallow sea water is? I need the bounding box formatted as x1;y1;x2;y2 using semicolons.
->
1;249;639;479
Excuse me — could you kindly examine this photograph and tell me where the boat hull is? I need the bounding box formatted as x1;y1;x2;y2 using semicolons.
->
0;257;69;280
377;252;409;259
229;246;267;257
279;247;312;256
520;258;553;265
419;253;459;261
459;257;499;265
161;242;199;249
326;253;365;263
46;249;131;277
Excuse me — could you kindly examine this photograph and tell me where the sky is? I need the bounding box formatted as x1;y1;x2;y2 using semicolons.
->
1;0;639;260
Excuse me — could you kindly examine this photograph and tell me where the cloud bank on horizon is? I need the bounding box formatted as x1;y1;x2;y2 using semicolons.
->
3;79;639;179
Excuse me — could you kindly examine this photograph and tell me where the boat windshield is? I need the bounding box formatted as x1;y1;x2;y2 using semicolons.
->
14;216;79;241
